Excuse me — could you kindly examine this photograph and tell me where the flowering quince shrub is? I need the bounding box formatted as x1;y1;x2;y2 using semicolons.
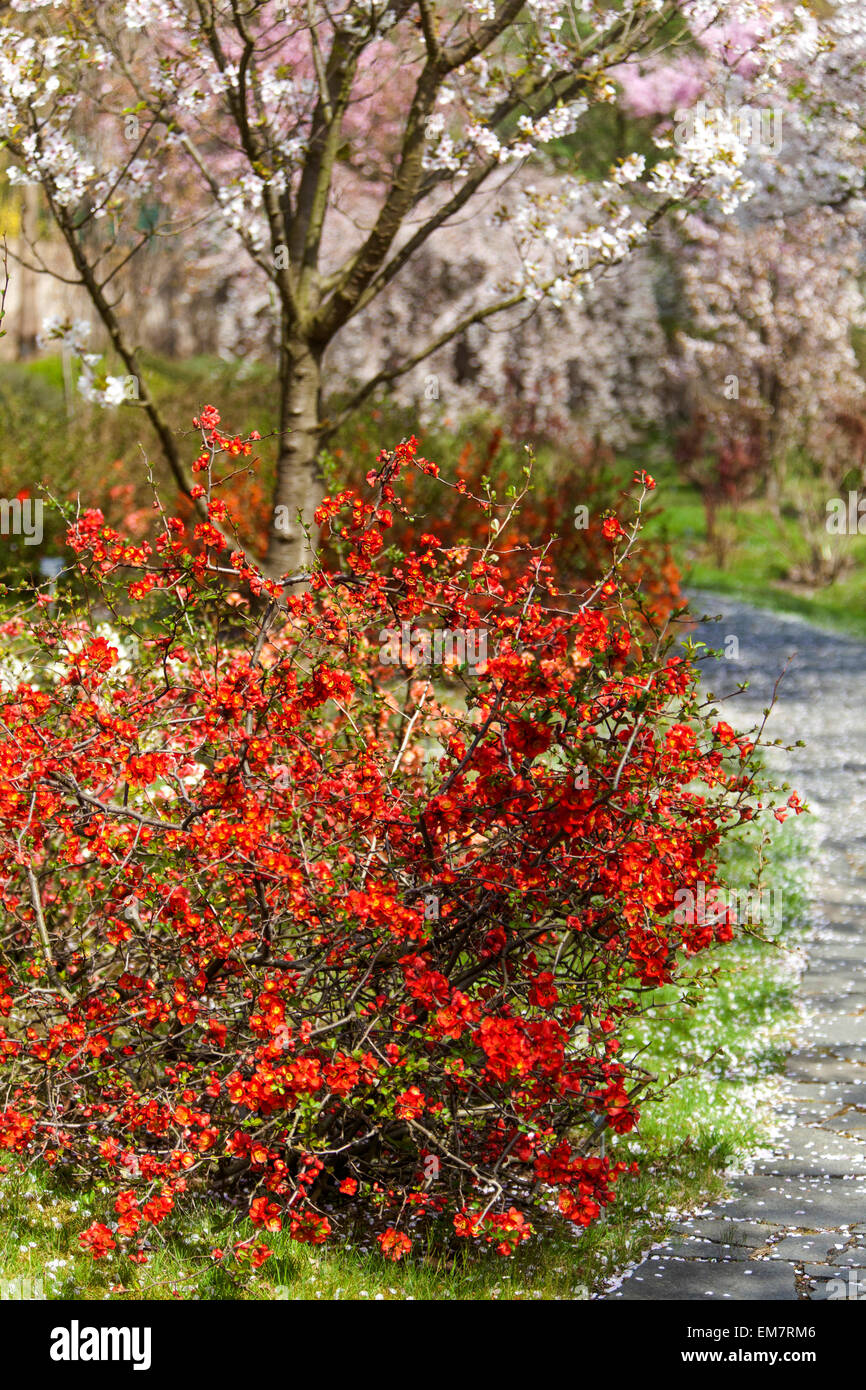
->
0;410;799;1270
168;416;684;621
330;424;684;626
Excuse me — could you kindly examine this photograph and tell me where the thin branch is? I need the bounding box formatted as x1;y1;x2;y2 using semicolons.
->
25;868;73;1003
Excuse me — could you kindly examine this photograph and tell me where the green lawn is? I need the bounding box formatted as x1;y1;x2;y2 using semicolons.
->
641;465;866;639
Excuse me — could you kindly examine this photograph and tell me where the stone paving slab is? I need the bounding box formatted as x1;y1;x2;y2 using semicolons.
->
798;983;866;1001
719;1184;866;1226
669;1219;780;1245
783;1082;864;1104
807;1272;866;1299
775;1102;845;1122
768;1123;866;1158
819;1037;866;1053
660;1238;763;1262
760;1157;866;1178
808;1249;866;1267
765;1236;838;1261
608;1257;799;1300
786;1058;866;1084
820;1111;866;1136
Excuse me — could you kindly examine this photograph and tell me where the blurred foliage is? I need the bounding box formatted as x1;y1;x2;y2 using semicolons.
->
0;353;681;620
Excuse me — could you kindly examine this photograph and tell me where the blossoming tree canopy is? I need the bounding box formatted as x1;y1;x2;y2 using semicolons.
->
0;412;800;1263
0;0;822;574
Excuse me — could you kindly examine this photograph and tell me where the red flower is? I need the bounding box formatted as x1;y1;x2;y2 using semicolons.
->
79;1222;116;1259
250;1196;283;1232
395;1086;426;1120
378;1228;411;1261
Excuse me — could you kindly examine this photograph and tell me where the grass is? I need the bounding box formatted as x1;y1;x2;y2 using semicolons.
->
0;818;810;1301
640;459;866;639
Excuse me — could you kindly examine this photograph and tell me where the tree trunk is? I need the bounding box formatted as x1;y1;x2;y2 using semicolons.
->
16;184;40;360
264;339;324;579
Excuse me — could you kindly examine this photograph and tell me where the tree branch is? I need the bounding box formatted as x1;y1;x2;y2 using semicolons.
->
26;867;73;1003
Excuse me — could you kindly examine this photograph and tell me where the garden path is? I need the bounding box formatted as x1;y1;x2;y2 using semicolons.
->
603;595;866;1301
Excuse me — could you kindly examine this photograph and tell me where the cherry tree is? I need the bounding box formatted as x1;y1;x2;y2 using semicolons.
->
664;206;866;578
0;0;809;576
327;171;670;448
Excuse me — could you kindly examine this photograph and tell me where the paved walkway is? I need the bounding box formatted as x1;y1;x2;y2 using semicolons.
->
603;595;866;1301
